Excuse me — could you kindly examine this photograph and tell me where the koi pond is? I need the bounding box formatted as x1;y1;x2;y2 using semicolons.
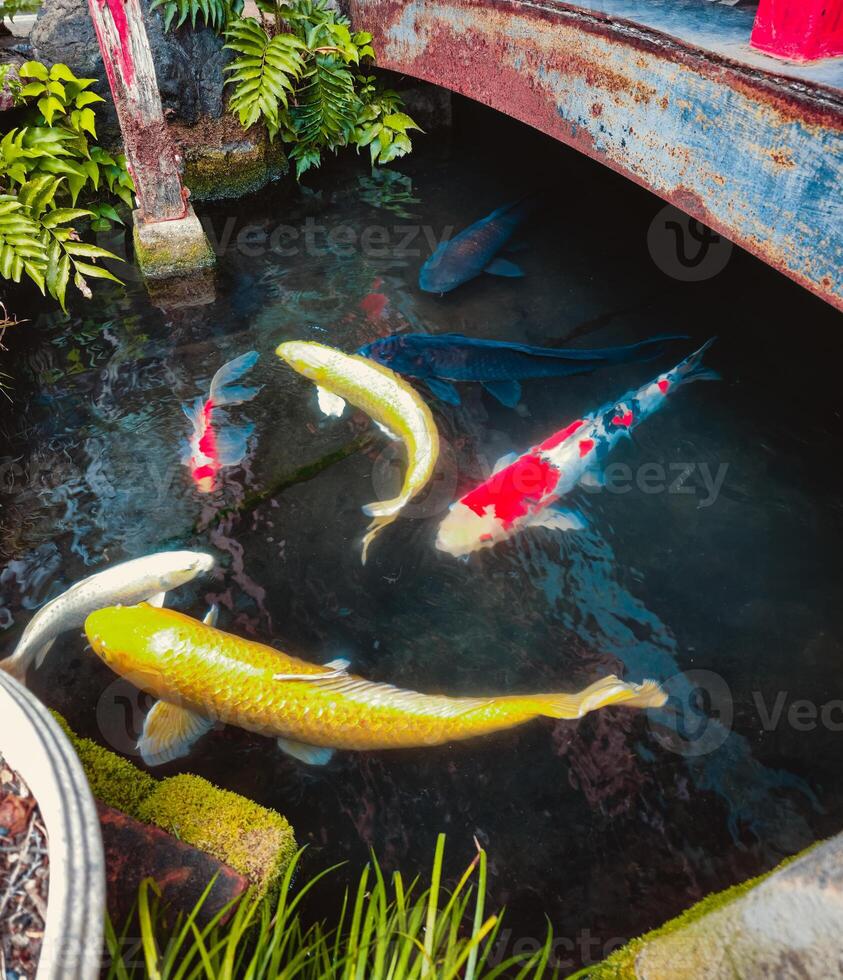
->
2;98;842;970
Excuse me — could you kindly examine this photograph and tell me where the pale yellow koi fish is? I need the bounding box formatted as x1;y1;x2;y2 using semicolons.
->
275;341;439;562
85;604;667;768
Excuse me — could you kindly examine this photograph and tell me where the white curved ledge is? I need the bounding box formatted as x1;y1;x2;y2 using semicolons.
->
0;672;105;980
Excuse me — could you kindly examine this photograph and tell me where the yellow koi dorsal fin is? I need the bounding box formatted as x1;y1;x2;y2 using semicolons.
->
138;700;214;767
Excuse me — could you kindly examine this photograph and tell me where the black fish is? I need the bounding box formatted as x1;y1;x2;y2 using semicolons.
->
419;198;534;294
358;333;688;407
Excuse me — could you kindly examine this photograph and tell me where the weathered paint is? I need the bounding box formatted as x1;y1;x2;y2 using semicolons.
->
348;0;843;310
88;0;187;221
751;0;843;63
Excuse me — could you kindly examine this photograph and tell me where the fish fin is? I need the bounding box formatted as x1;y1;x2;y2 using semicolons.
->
527;675;667;720
425;379;461;405
324;657;351;672
147;591;167;609
214;423;255;466
527;507;586;533
361;514;398;565
316;386;347;418
208;352;260;404
484;258;524;278
138;701;214;767
492;451;518;475
374;420;400;442
580;468;605;489
482;380;522;408
203;603;219;627
182;397;205;427
675;338;719;386
277;737;334;766
212;384;262;407
31;637;56;670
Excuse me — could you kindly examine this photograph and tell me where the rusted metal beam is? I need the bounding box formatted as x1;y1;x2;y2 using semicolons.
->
349;0;843;310
751;0;843;63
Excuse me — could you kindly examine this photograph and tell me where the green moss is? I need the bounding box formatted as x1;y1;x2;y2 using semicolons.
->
138;774;297;900
52;711;157;814
52;712;296;897
576;842;822;979
184;140;288;202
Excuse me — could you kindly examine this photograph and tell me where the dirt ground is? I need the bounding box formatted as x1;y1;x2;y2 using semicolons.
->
0;754;48;980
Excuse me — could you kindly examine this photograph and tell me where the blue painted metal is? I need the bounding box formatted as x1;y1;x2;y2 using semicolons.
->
349;0;843;309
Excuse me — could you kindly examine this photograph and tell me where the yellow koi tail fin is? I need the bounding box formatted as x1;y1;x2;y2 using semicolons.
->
360;513;399;565
360;493;410;563
530;674;667;720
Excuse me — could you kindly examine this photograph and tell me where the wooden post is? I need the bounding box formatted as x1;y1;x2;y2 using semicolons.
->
87;0;214;281
750;0;843;62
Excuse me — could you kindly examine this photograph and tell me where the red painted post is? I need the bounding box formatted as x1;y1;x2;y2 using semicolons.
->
750;0;843;62
87;0;187;220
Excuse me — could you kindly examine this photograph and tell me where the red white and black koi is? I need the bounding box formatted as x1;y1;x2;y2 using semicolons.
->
183;352;262;494
435;339;718;557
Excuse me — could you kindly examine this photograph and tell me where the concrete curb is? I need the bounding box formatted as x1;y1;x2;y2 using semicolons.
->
0;672;105;980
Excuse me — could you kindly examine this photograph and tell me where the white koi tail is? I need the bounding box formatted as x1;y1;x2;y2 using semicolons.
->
208;351;262;406
674;337;719;387
525;674;667;719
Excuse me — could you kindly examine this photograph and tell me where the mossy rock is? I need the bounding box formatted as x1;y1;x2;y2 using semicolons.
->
138;774;297;898
170;116;289;203
579;842;820;979
51;711;157;815
52;711;296;899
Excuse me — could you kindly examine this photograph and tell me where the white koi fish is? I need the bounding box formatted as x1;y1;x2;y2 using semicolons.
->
436;339;718;557
0;550;215;682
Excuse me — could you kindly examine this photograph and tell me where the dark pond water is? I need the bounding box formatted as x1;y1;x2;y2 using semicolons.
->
2;96;842;972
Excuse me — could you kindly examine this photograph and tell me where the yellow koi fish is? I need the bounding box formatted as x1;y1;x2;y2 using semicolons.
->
85;604;666;767
275;341;439;562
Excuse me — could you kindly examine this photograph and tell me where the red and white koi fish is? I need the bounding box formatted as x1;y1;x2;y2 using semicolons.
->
436;339;718;557
183;352;262;493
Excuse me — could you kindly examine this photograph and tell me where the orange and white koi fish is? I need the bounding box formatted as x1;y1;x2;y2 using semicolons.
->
183;352;261;493
436;339;718;557
84;604;666;767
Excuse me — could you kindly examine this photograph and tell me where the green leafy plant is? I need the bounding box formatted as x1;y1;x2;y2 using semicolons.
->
0;61;129;309
149;0;243;33
357;168;420;218
105;836;555;979
1;0;42;23
153;0;422;178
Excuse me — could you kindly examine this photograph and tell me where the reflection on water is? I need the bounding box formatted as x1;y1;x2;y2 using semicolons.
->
2;100;842;969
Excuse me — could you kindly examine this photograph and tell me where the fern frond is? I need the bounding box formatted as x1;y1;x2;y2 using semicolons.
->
150;0;238;32
292;54;359;149
224;18;306;137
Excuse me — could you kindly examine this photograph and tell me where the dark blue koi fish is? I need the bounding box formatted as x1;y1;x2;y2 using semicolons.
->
419;198;534;294
358;333;688;408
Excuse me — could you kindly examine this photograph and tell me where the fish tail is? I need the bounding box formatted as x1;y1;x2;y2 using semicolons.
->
673;337;719;386
524;674;667;720
208;351;262;407
360;513;399;564
593;334;689;365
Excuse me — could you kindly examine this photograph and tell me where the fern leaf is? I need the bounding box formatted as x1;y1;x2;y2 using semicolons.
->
224;19;306;137
292;55;359;149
